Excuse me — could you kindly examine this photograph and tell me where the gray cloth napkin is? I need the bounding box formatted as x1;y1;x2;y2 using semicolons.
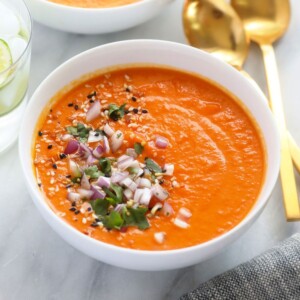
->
180;234;300;300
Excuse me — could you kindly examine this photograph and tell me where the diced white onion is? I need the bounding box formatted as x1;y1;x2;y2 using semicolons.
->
97;176;111;188
151;184;169;201
110;130;124;153
81;173;90;190
162;202;174;216
103;136;110;153
178;207;192;219
77;188;94;200
173;218;189;229
104;123;115;137
134;189;144;203
61;134;73;141
69;159;81;178
138;178;151;188
67;192;81;202
154;232;166;244
126;148;137;158
123;188;133;200
88;131;103;143
163;163;174;176
86;101;101;122
139;188;152;206
111;171;129;183
155;136;169;149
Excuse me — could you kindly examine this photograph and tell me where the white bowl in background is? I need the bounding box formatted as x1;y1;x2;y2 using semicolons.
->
19;40;280;270
24;0;174;34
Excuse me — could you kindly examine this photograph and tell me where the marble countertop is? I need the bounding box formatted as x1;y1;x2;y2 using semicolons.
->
1;0;300;299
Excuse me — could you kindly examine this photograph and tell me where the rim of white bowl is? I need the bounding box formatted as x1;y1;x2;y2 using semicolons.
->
34;0;163;11
19;39;280;258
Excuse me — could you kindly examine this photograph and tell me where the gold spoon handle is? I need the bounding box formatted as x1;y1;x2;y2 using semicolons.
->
260;43;300;221
240;69;300;175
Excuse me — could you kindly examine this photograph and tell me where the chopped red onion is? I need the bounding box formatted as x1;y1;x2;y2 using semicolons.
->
139;188;152;206
154;232;166;244
88;131;103;143
86;100;101;122
151;184;169;201
111;130;124;153
79;143;92;159
67;192;81;202
90;185;106;200
87;154;98;165
133;189;144;203
111;171;129;184
155;136;169;149
92;145;104;158
123;188;133;200
81;173;90;190
64;139;79;155
163;163;174;176
138;178;151;188
68;159;81;178
114;204;126;212
117;156;134;170
162;202;174;216
97;176;111;188
121;177;137;192
104;123;114;137
103;136;110;154
78;188;94;200
126;148;137;159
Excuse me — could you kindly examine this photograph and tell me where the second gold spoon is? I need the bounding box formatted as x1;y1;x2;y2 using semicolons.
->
183;0;300;220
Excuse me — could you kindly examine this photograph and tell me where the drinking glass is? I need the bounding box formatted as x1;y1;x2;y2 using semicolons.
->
0;0;32;153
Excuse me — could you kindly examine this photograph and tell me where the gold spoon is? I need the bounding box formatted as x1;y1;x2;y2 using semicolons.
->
183;0;300;220
231;0;300;220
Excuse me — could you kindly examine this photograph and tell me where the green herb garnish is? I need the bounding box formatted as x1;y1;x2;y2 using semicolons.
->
145;158;162;173
84;166;102;179
99;157;112;175
66;123;91;142
103;183;123;204
103;211;124;230
108;103;126;121
122;207;150;230
90;198;110;216
134;142;144;155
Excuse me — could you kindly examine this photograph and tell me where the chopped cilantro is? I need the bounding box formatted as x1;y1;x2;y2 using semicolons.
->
122;207;149;230
66;123;91;142
99;157;112;175
145;158;162;173
134;142;144;155
103;211;124;230
108;103;126;121
84;166;102;179
90;198;110;216
103;183;123;204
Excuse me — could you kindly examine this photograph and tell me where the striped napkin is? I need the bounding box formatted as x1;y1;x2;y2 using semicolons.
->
180;234;300;300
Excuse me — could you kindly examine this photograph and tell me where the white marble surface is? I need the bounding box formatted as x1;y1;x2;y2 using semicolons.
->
1;0;300;299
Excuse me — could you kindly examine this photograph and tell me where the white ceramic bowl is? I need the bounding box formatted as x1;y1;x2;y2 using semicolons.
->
24;0;174;34
19;40;280;271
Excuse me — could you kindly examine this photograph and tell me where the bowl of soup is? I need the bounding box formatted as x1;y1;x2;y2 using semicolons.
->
24;0;174;34
19;40;280;270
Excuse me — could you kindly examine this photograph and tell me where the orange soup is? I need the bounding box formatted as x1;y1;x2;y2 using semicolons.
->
48;0;139;8
33;66;265;250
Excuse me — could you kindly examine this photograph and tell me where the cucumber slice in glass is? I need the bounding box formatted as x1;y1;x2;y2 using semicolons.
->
0;38;12;87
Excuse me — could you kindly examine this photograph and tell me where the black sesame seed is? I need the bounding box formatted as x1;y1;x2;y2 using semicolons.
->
159;179;164;185
71;201;76;207
87;207;92;212
95;218;100;222
87;91;97;99
66;175;71;178
69;207;76;212
66;184;72;188
38;131;43;136
52;163;57;169
125;87;131;92
38;183;42;187
95;132;100;137
74;105;79;110
47;145;53;150
91;222;99;227
131;96;137;102
124;110;129;114
142;109;148;114
68;103;73;107
74;210;80;215
50;109;53;113
133;108;138;114
89;99;94;103
59;153;67;159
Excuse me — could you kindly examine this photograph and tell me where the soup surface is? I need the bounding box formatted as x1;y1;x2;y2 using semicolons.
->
48;0;139;8
33;66;265;250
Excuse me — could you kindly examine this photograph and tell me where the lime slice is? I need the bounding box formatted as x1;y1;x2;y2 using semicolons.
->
0;38;12;87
